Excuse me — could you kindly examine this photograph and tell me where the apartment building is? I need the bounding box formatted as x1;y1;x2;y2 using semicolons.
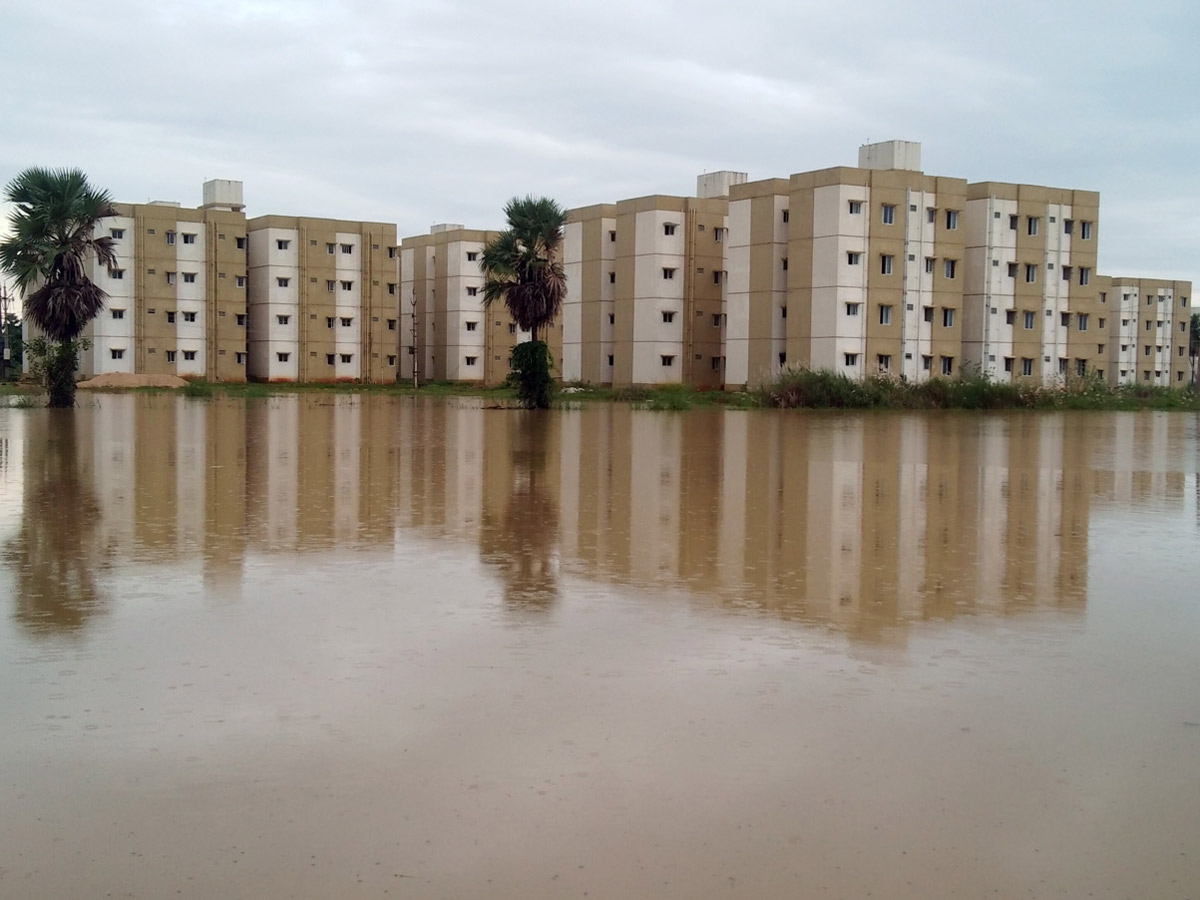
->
80;179;249;381
245;216;399;382
963;182;1103;382
399;224;524;386
784;142;969;384
1105;277;1192;386
561;172;742;388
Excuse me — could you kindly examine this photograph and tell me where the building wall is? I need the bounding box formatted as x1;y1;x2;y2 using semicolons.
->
246;216;398;383
1106;278;1192;386
562;204;617;385
726;179;789;389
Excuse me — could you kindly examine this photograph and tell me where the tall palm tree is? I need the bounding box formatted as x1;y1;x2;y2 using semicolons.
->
480;196;567;342
0;167;116;407
480;196;567;409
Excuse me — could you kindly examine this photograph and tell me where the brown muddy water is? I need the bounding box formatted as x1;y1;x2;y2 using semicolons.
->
1;394;1198;899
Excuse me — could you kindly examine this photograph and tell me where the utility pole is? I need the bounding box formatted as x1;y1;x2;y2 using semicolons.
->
410;289;419;389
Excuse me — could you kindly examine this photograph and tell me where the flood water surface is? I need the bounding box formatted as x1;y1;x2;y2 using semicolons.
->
1;396;1198;898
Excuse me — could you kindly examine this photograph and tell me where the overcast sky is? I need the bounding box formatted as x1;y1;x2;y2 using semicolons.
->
2;0;1197;293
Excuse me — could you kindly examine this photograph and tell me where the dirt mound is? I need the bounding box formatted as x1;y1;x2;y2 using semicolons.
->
77;373;190;389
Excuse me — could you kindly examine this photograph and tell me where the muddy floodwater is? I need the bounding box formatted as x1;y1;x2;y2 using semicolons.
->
1;395;1198;898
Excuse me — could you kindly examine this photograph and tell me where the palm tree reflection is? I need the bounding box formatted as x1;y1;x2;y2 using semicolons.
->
479;411;560;612
5;413;108;635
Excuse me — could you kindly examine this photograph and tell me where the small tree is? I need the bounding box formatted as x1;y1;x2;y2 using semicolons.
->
2;311;21;376
481;196;567;409
0;168;116;407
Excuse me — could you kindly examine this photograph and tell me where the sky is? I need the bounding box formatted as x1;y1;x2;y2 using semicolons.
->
1;0;1197;295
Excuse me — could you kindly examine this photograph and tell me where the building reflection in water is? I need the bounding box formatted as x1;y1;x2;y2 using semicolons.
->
3;396;1195;641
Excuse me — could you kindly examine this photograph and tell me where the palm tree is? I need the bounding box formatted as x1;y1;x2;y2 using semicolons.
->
0;167;116;407
480;196;567;408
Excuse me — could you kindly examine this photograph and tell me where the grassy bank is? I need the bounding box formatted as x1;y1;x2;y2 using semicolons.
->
4;371;1198;412
758;368;1200;411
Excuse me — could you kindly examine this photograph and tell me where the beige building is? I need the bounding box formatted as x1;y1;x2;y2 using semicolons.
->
963;182;1103;382
80;179;249;381
725;142;968;388
246;215;399;382
562;172;743;388
399;224;560;386
1104;277;1192;386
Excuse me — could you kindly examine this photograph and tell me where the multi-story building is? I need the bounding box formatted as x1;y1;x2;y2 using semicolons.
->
782;142;969;384
562;172;743;388
1104;277;1192;386
245;215;399;382
963;182;1103;382
80;179;249;381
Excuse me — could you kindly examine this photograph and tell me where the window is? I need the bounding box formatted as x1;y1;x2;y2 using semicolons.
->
923;305;934;323
1022;358;1033;376
108;267;126;280
608;230;616;242
1009;214;1019;231
387;319;397;331
712;313;723;327
277;315;290;325
662;223;677;236
879;305;892;325
945;210;958;230
236;275;246;288
164;350;176;363
1061;312;1071;327
881;204;895;225
277;277;290;287
182;233;196;244
1027;217;1039;236
1146;320;1153;331
466;286;478;296
325;242;336;254
235;236;247;250
608;271;616;284
182;311;196;323
847;252;861;265
922;355;932;371
662;267;676;279
944;259;957;279
926;207;936;224
326;316;335;328
780;306;787;319
881;254;894;275
340;354;353;363
877;354;891;371
339;280;352;291
662;311;675;323
466;321;478;331
844;353;859;366
110;308;125;320
1061;266;1073;281
607;354;614;366
276;239;290;250
942;308;955;327
848;200;863;214
326;279;336;292
1003;357;1014;373
386;355;396;366
1025;264;1037;283
166;311;177;323
713;270;726;285
778;352;787;367
110;228;124;239
1098;317;1105;329
941;356;954;375
713;227;725;242
1058;357;1068;375
181;272;196;284
510;323;518;334
340;244;352;254
1076;359;1087;377
166;271;177;285
110;348;125;359
166;231;176;245
1024;311;1036;329
661;354;675;366
607;314;614;325
1078;314;1089;331
183;350;196;361
325;353;336;365
846;302;861;316
1005;310;1016;325
782;209;789;223
340;317;353;327
466;251;478;261
924;257;935;274
277;353;290;363
711;356;723;371
1080;221;1093;240
236;313;247;326
781;257;788;271
1079;267;1091;286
